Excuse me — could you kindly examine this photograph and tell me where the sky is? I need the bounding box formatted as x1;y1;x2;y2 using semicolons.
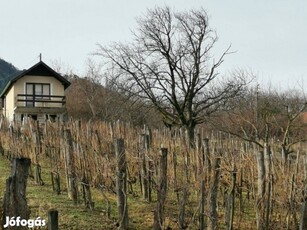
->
1;0;307;91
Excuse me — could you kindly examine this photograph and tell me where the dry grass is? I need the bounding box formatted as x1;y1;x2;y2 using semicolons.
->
0;119;305;229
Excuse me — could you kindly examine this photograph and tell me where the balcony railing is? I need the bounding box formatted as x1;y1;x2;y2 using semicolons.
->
16;94;66;107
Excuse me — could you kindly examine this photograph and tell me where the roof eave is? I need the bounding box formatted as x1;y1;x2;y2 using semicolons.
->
0;61;71;96
0;80;12;98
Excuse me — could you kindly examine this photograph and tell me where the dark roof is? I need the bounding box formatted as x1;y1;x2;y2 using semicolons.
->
0;61;71;98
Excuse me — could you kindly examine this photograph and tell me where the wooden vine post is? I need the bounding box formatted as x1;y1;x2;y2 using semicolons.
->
202;138;211;175
225;167;237;230
199;179;206;230
153;148;168;230
256;146;266;230
48;209;59;230
32;121;44;185
264;144;271;230
299;155;307;230
51;172;61;195
64;129;78;204
139;134;152;202
3;158;31;230
208;155;221;230
115;138;129;229
140;134;148;200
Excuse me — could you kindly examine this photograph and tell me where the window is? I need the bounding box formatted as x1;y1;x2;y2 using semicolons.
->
35;84;43;98
43;84;50;97
26;83;51;107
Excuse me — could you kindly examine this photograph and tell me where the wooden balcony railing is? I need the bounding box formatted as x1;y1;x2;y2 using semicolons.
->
16;94;66;107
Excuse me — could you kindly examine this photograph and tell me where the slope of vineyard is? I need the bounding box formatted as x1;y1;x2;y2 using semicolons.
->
0;119;305;229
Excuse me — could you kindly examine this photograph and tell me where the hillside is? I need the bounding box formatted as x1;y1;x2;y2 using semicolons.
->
0;58;19;93
1;119;305;229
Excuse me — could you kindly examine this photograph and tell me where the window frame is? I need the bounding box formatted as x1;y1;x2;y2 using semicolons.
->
25;83;51;107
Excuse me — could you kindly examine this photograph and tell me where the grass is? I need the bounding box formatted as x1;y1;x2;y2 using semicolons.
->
0;150;298;230
0;154;166;229
0;154;260;229
0;155;120;229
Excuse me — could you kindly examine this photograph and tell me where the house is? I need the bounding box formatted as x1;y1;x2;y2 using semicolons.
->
0;61;70;123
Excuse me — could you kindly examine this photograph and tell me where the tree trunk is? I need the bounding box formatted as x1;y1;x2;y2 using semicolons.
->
185;123;196;148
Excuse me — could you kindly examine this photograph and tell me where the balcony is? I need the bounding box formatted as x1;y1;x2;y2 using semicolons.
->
14;94;67;114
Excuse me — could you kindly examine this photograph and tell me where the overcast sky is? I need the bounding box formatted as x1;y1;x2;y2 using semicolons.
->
1;0;306;91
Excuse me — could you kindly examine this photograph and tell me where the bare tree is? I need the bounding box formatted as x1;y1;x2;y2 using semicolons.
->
78;59;104;119
274;90;307;161
96;6;247;145
50;58;74;77
212;84;307;152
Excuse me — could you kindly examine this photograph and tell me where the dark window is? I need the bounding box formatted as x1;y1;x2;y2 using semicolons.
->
29;114;38;120
49;115;57;122
26;83;50;107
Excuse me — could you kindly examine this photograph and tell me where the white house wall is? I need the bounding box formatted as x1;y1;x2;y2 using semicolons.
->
5;85;15;121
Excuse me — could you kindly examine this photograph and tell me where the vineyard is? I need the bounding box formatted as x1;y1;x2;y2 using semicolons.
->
0;118;306;229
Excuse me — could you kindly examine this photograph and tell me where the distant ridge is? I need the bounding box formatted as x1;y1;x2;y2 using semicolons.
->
0;58;19;93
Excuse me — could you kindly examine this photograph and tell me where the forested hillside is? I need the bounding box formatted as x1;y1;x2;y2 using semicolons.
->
0;58;19;92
